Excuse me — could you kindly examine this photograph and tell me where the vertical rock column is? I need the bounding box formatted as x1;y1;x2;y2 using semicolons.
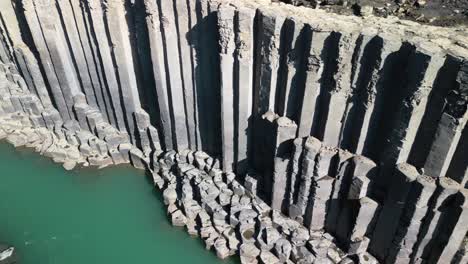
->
411;177;461;262
14;48;53;109
33;0;82;116
347;197;379;255
56;0;98;110
297;145;337;230
143;0;173;150
342;29;378;146
386;175;437;264
9;47;33;95
325;149;354;233
85;0;126;133
21;0;71;120
233;6;255;175
253;111;277;190
305;175;334;231
206;1;222;156
287;137;305;216
428;189;468;263
218;5;236;172
289;136;321;219
70;0;113;123
424;60;467;177
0;2;54;111
0;4;50;108
104;0;143;144
335;155;377;241
369;163;420;259
0;19;12;65
349;33;402;155
175;0;197;150
446;124;468;187
253;7;285;116
276;18;306;120
270;117;297;211
83;0;120;129
188;0;202;150
296;29;329;138
381;42;445;166
158;0;189;150
318;29;359;147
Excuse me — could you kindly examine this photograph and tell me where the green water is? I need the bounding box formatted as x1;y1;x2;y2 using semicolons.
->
0;142;239;264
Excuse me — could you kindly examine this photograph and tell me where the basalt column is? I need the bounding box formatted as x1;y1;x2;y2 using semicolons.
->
85;0;127;132
317;29;359;148
424;60;468;178
380;43;445;168
0;1;53;110
218;5;236;172
104;0;142;143
144;0;173;150
21;0;71;120
0;0;467;263
32;0;82;117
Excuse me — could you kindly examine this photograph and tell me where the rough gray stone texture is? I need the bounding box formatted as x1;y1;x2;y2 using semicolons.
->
427;194;468;264
411;177;461;262
253;6;285;116
318;30;360;148
175;0;197;151
292;136;321;218
85;0;127;132
33;0;82;116
1;0;468;263
104;0;143;144
21;0;72;120
144;0;173;150
346;32;402;156
386;175;437;263
271;116;297;211
218;4;236;172
370;163;420;260
296;28;327;139
381;42;445;166
56;0;98;110
304;175;334;231
158;0;189;150
425;60;468;178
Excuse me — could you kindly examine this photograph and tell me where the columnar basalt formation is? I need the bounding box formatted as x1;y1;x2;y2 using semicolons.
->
0;0;467;263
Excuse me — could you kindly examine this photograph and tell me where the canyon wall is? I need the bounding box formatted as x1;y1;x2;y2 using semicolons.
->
0;0;467;263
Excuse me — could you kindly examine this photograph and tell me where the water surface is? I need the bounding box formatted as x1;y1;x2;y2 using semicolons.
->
0;142;238;264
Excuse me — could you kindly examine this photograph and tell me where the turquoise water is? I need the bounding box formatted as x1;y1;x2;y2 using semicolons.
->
0;142;239;264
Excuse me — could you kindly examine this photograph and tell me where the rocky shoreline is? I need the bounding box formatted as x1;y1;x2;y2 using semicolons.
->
1;51;467;263
0;0;467;263
151;150;378;264
0;61;149;172
0;60;375;263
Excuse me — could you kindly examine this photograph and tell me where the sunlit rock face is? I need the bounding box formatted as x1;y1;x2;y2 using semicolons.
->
0;0;467;263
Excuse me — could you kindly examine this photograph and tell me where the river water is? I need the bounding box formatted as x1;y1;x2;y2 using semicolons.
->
0;142;239;264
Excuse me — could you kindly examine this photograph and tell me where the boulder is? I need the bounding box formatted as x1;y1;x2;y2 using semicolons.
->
274;238;292;262
240;243;260;264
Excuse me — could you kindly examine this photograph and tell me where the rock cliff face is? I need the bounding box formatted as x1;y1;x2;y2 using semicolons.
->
0;0;467;263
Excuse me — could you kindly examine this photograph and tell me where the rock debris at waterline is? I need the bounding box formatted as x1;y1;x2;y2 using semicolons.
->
0;0;467;263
